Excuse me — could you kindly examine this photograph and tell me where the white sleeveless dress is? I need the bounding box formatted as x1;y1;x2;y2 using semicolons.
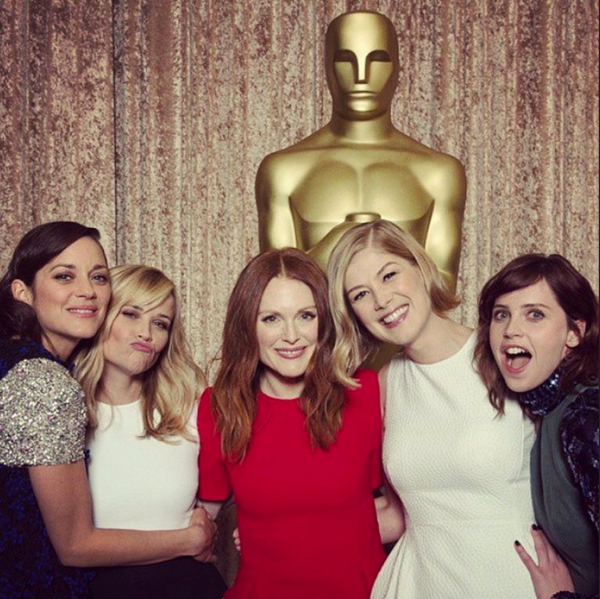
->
371;334;537;599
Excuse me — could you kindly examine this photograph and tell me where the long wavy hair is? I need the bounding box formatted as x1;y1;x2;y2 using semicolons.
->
475;253;599;412
327;219;459;386
0;221;104;345
75;264;205;439
212;248;346;462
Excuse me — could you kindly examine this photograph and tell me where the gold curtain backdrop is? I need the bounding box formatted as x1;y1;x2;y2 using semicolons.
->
1;0;599;374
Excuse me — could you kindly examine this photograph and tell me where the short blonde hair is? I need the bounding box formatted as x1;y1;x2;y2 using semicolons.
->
75;264;205;440
327;220;459;385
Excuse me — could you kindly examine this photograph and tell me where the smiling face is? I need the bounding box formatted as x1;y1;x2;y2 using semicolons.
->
13;236;111;360
102;295;175;380
489;279;582;393
326;12;398;120
256;276;319;399
344;248;435;351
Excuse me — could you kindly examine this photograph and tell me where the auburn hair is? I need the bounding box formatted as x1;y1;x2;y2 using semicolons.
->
475;253;599;412
211;247;346;462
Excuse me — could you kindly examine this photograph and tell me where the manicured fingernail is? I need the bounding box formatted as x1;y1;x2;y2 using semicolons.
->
514;540;521;546
532;524;540;531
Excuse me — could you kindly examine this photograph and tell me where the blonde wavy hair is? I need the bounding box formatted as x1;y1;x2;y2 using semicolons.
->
327;220;459;386
74;264;205;440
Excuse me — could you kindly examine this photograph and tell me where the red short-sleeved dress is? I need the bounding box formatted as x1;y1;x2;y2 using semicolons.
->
197;369;386;599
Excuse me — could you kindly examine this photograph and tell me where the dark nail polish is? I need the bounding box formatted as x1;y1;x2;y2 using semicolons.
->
514;540;521;546
532;524;540;531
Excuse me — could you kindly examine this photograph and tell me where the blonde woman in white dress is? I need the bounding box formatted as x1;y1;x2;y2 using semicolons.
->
327;220;537;599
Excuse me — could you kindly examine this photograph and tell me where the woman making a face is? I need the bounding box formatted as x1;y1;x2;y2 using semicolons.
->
75;264;226;599
476;254;598;599
197;248;389;599
0;223;214;598
327;219;537;599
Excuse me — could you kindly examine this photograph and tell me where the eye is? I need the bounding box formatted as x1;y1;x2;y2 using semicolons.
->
527;309;545;320
382;270;397;282
121;309;138;319
92;273;110;284
53;272;73;282
334;49;355;63
260;314;278;324
153;319;170;330
492;309;509;321
368;50;390;62
300;311;317;321
350;290;368;303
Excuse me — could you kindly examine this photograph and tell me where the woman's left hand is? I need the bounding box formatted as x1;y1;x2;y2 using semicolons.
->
514;526;575;599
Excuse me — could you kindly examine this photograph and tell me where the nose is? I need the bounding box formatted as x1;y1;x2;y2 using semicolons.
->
502;317;522;338
281;320;300;344
137;320;152;342
372;287;391;311
75;277;97;298
356;56;368;83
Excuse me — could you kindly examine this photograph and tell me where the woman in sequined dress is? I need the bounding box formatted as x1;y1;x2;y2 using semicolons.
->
0;222;216;598
75;265;226;599
476;254;599;599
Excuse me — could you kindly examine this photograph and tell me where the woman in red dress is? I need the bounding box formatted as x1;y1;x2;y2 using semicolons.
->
197;248;397;599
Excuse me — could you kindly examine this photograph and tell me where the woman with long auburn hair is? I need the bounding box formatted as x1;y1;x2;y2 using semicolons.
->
197;247;391;599
476;253;598;599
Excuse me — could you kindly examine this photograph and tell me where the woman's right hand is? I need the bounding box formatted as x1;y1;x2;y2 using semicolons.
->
189;506;218;563
514;526;575;599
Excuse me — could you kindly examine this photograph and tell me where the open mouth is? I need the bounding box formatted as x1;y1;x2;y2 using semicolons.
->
504;347;532;372
381;306;408;326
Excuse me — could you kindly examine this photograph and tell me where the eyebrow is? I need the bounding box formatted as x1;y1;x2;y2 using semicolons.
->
346;261;400;294
50;263;108;272
257;305;317;315
493;302;551;310
125;304;173;321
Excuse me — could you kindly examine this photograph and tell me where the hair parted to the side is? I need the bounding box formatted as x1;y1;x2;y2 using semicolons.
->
212;247;346;462
74;264;205;440
475;253;599;412
327;219;459;386
0;221;104;344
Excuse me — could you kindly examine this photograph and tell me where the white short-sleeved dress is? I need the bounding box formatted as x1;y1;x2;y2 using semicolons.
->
371;334;537;599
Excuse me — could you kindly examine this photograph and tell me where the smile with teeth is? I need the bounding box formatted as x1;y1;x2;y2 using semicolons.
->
504;346;532;372
67;307;97;316
381;306;408;326
275;347;306;359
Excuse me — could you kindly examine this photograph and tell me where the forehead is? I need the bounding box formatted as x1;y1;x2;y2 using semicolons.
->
495;279;560;307
327;14;396;55
45;236;106;268
259;277;315;309
127;294;176;317
344;248;411;288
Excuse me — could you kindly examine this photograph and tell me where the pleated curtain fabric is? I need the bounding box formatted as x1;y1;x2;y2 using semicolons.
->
1;0;598;371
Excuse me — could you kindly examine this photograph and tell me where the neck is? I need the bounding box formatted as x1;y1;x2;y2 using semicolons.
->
100;366;143;405
329;110;395;142
405;317;472;364
260;371;305;400
41;332;76;362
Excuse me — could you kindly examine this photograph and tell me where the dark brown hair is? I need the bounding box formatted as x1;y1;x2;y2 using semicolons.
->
212;248;346;461
0;221;104;344
475;253;599;411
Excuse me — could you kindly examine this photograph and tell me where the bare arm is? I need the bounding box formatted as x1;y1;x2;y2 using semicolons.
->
374;478;405;544
255;156;298;250
421;155;467;294
30;461;216;567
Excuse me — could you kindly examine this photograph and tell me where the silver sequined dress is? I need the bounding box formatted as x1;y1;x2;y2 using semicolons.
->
0;337;91;598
